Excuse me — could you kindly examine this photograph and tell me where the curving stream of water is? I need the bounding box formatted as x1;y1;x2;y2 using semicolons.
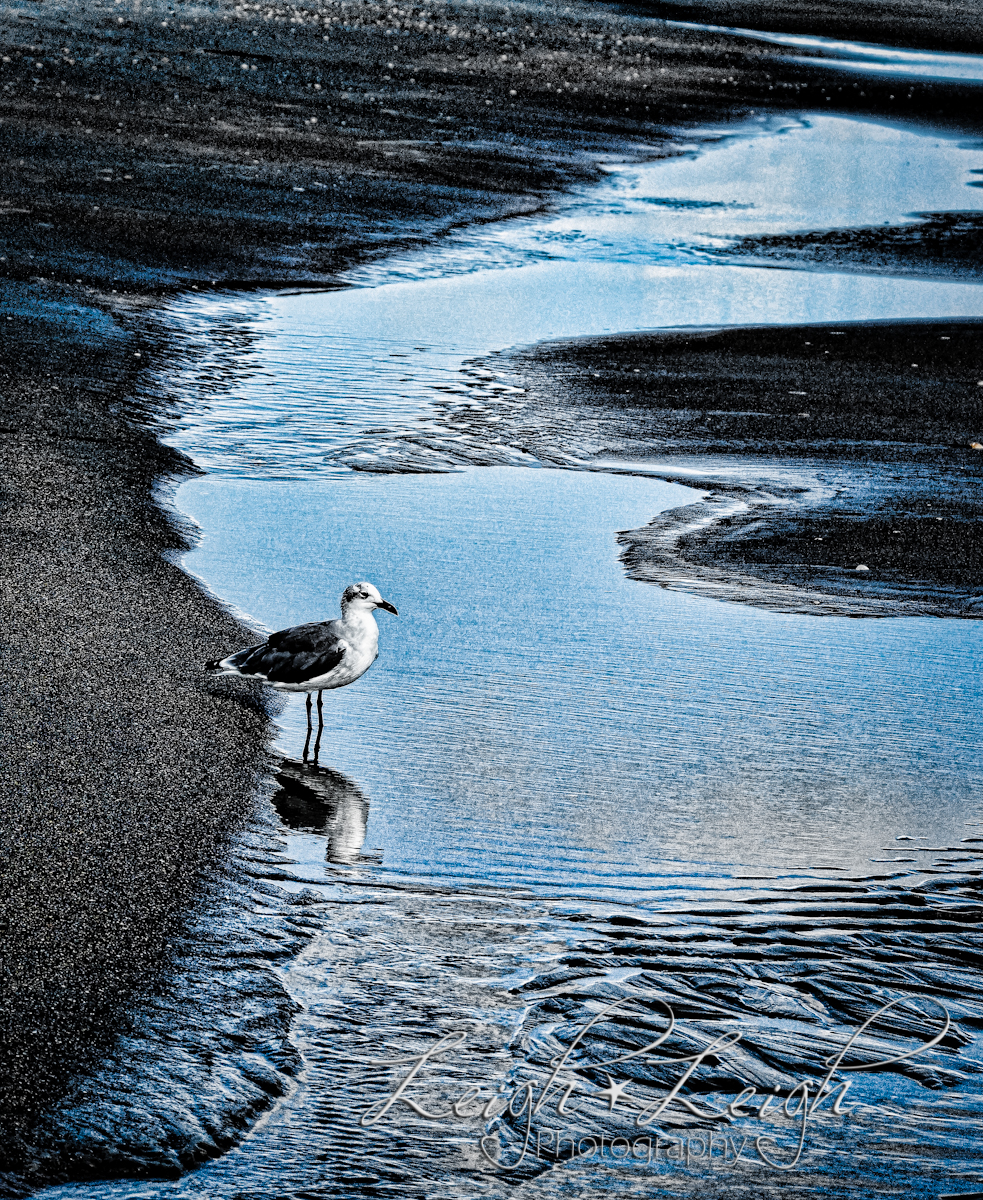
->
42;108;983;1200
666;21;983;83
163;114;983;479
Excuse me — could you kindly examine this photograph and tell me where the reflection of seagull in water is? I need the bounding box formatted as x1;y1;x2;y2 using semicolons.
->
205;581;398;762
274;758;372;865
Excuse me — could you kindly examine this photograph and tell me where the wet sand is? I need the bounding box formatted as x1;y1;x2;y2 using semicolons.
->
0;306;287;1187
2;0;983;1191
640;0;983;55
720;213;983;282
498;319;983;615
2;0;979;294
492;864;983;1195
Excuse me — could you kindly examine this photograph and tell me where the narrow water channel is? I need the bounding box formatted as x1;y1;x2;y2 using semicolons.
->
42;109;983;1200
164;113;983;479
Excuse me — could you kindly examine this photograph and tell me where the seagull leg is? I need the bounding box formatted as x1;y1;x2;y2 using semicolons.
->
313;690;324;766
303;693;313;763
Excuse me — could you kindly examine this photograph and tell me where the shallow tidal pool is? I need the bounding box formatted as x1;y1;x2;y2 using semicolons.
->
178;465;983;896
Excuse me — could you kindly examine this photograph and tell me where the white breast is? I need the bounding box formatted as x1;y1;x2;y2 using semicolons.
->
284;611;380;693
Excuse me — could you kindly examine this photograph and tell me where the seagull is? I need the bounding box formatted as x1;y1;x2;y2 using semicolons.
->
206;581;398;761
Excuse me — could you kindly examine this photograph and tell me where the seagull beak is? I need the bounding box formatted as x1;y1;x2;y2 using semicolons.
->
377;599;398;616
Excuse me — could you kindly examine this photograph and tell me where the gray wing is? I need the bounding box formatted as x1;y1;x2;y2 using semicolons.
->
227;620;347;684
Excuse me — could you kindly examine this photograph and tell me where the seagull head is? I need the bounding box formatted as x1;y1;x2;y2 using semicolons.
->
341;581;398;616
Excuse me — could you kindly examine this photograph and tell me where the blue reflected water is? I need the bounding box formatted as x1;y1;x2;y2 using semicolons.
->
167;109;983;895
179;467;983;896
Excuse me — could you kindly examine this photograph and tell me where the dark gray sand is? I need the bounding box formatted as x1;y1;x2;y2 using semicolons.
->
0;305;286;1188
3;0;983;1192
719;214;983;282
10;816;323;1193
496;321;983;615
